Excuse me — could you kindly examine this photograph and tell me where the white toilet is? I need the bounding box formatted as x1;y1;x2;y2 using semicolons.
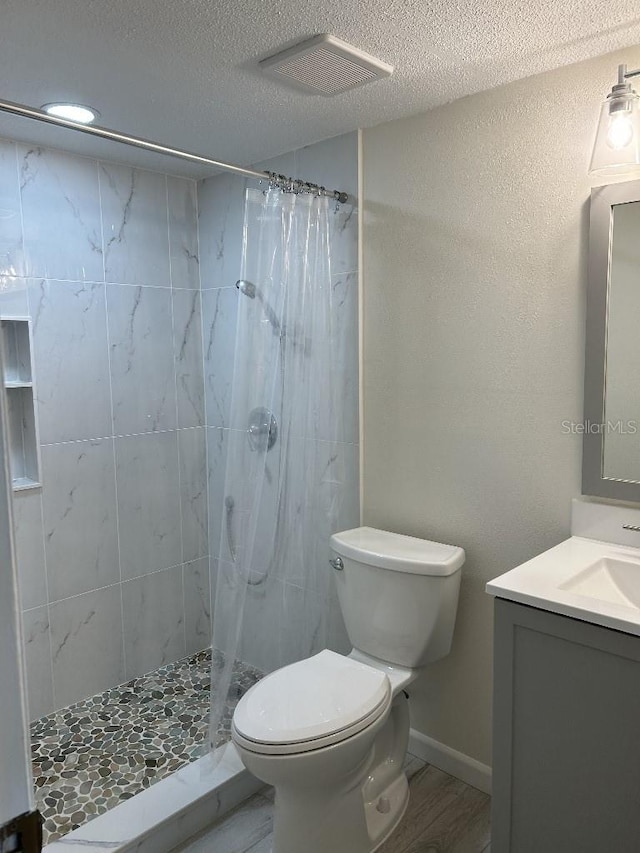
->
231;526;464;853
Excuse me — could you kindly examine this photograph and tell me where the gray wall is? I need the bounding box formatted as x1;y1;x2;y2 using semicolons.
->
197;132;360;671
361;47;640;765
0;140;210;719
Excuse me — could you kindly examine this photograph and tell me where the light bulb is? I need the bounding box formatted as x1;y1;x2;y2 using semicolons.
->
607;113;634;150
589;65;640;175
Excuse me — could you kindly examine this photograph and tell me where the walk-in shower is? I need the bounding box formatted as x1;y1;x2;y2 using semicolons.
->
0;100;358;849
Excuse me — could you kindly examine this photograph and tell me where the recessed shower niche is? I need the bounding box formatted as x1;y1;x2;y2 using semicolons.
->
0;318;41;491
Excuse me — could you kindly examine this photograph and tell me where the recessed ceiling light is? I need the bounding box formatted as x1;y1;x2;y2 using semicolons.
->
41;103;99;124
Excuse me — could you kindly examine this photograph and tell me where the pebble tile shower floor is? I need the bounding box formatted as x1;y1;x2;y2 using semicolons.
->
30;650;262;844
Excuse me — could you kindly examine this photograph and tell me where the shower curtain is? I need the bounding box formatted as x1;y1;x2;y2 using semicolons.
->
208;186;349;753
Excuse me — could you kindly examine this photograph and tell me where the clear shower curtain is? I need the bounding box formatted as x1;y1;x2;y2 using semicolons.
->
208;186;348;754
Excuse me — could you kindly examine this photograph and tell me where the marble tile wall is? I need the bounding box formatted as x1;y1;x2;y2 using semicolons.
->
0;138;210;720
197;132;360;672
0;130;359;722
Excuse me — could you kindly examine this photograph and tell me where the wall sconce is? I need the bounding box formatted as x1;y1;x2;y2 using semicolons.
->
589;64;640;176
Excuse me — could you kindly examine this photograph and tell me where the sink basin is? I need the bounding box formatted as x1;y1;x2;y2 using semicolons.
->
486;536;640;637
558;557;640;609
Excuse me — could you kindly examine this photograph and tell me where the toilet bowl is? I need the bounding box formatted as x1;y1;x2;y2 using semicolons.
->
232;526;465;853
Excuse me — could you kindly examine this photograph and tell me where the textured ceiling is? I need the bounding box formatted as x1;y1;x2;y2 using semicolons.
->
1;0;640;178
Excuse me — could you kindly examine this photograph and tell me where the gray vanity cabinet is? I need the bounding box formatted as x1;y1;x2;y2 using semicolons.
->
492;598;640;853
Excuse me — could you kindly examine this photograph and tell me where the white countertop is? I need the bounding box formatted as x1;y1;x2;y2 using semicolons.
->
486;535;640;637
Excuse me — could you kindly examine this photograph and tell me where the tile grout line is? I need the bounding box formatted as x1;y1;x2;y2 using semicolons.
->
13;140;26;276
191;178;212;645
15;139;58;716
39;423;206;447
40;425;281;449
21;561;190;613
98;158;128;683
195;177;215;645
32;304;58;715
166;174;188;660
0;271;234;291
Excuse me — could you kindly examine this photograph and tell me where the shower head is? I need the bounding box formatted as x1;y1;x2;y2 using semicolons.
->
235;279;281;335
236;280;256;299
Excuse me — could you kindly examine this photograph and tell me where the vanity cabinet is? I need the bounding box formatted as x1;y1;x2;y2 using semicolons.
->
492;598;640;853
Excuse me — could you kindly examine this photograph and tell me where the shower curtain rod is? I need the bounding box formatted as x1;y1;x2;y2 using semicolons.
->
0;98;349;203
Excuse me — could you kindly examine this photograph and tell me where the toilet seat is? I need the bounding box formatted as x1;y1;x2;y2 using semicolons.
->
232;649;392;756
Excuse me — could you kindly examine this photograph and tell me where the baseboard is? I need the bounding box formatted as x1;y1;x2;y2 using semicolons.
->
408;729;492;795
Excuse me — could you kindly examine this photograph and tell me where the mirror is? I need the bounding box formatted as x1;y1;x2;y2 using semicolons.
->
603;201;640;482
583;180;640;500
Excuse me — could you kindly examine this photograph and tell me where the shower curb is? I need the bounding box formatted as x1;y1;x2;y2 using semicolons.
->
42;743;262;853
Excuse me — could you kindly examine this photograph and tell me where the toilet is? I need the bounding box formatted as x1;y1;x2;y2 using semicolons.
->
231;526;465;853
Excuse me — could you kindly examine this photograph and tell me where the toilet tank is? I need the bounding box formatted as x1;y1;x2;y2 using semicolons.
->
330;527;464;668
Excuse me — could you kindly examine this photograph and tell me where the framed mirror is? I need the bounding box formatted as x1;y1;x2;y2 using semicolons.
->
583;180;640;501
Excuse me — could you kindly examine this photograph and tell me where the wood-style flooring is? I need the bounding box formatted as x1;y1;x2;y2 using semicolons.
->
173;753;491;853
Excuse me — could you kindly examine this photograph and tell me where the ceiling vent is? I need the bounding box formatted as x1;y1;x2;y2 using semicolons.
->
259;34;393;96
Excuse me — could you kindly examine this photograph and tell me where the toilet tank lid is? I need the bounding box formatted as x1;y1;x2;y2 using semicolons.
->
330;527;465;576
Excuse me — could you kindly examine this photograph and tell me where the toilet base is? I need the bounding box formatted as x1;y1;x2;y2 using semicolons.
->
232;659;414;853
271;768;409;853
242;693;411;853
367;773;410;852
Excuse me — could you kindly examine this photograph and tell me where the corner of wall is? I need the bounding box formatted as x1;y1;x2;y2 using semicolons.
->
357;128;364;527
